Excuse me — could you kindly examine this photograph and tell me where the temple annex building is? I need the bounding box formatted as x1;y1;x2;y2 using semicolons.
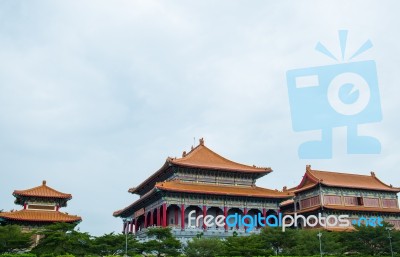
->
280;165;400;230
0;180;82;230
114;139;400;240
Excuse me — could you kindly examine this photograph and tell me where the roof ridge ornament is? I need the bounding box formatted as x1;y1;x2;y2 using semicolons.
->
370;171;376;177
42;180;47;186
182;151;187;157
199;138;204;146
306;164;311;171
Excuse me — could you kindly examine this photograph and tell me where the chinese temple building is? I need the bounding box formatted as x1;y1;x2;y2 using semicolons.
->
113;139;293;240
281;165;400;230
0;180;82;230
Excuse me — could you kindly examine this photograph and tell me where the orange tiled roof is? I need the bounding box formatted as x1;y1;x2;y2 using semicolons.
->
295;165;400;192
280;199;294;207
0;209;81;223
13;181;72;199
130;139;271;194
283;204;400;215
155;180;293;199
113;188;157;217
325;226;356;232
114;180;292;217
283;206;321;215
324;205;400;213
170;140;271;173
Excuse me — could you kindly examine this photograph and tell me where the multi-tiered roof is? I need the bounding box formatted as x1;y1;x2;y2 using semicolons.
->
114;139;292;217
0;181;81;225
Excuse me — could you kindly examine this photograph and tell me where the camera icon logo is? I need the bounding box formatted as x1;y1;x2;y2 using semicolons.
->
286;30;382;159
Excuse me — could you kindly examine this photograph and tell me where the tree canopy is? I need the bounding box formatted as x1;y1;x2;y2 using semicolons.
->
0;222;399;256
0;225;32;254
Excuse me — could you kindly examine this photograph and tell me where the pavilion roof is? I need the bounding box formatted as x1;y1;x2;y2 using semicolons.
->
0;209;81;223
170;139;271;173
294;165;400;193
13;180;72;200
130;139;271;194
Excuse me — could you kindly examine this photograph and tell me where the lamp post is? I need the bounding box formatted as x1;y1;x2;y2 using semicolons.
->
124;218;133;257
386;227;394;257
317;231;323;257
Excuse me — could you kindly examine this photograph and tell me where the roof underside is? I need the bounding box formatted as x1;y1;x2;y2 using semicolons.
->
0;210;81;223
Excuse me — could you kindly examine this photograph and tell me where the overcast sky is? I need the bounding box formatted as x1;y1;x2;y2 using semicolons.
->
1;1;399;236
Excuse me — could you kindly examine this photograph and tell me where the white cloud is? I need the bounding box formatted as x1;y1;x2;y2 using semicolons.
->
0;0;399;235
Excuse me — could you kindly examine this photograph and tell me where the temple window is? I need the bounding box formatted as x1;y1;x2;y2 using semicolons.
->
27;204;56;211
363;197;380;207
344;196;358;206
323;195;342;205
300;196;321;208
382;199;397;208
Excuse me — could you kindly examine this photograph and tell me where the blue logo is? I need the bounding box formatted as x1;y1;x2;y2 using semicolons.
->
286;30;382;159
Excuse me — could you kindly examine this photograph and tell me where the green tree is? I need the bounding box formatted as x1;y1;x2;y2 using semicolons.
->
294;229;322;256
223;234;272;257
91;232;141;256
342;223;398;256
184;237;225;257
142;227;181;257
31;223;92;257
260;227;297;255
0;225;32;253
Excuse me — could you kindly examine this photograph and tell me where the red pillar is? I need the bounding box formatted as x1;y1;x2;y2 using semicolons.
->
263;208;267;226
224;206;228;231
162;203;167;227
144;213;148;228
181;204;185;230
157;207;161;226
129;220;134;233
135;218;138;233
202;205;207;230
150;211;154;226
